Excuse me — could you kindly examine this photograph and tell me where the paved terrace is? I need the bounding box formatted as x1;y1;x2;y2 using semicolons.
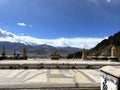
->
0;59;119;89
0;59;119;69
0;69;100;89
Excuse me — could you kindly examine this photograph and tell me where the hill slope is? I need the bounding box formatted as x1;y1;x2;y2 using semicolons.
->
88;31;120;56
67;31;120;58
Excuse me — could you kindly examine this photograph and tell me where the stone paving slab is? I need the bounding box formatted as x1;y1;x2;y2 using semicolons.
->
79;70;100;83
0;69;100;88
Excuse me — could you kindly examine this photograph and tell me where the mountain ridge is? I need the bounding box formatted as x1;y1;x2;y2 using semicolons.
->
0;41;81;58
88;31;120;56
0;29;103;49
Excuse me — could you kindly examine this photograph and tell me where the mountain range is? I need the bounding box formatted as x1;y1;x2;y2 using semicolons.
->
0;41;81;58
0;29;82;58
0;29;103;49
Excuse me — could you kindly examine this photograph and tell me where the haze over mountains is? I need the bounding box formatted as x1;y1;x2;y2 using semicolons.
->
0;29;104;49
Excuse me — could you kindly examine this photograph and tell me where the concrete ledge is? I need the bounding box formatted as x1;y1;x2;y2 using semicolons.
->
0;83;100;89
100;66;120;78
0;60;120;69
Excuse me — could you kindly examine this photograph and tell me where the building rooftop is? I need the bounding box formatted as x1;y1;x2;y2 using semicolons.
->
0;69;100;89
0;59;119;89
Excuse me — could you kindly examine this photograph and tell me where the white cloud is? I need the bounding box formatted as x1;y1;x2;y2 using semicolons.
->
89;0;111;4
107;0;111;3
89;0;98;4
29;25;32;27
0;29;105;49
0;28;14;38
17;22;26;26
20;33;24;36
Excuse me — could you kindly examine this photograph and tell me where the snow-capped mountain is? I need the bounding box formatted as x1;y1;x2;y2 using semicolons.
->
0;28;104;49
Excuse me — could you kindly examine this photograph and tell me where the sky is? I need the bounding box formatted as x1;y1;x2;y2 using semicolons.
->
0;0;120;48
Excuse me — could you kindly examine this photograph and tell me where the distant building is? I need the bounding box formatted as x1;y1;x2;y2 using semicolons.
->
50;50;60;60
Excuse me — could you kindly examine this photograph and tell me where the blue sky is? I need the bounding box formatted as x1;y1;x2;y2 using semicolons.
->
0;0;120;48
0;0;120;39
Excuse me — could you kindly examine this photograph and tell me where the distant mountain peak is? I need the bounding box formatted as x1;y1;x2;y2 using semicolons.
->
0;29;104;49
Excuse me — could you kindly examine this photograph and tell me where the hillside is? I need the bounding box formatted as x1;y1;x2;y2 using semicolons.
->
67;31;120;58
88;31;120;56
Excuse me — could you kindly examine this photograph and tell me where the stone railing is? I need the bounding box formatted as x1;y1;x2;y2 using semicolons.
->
0;63;119;69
